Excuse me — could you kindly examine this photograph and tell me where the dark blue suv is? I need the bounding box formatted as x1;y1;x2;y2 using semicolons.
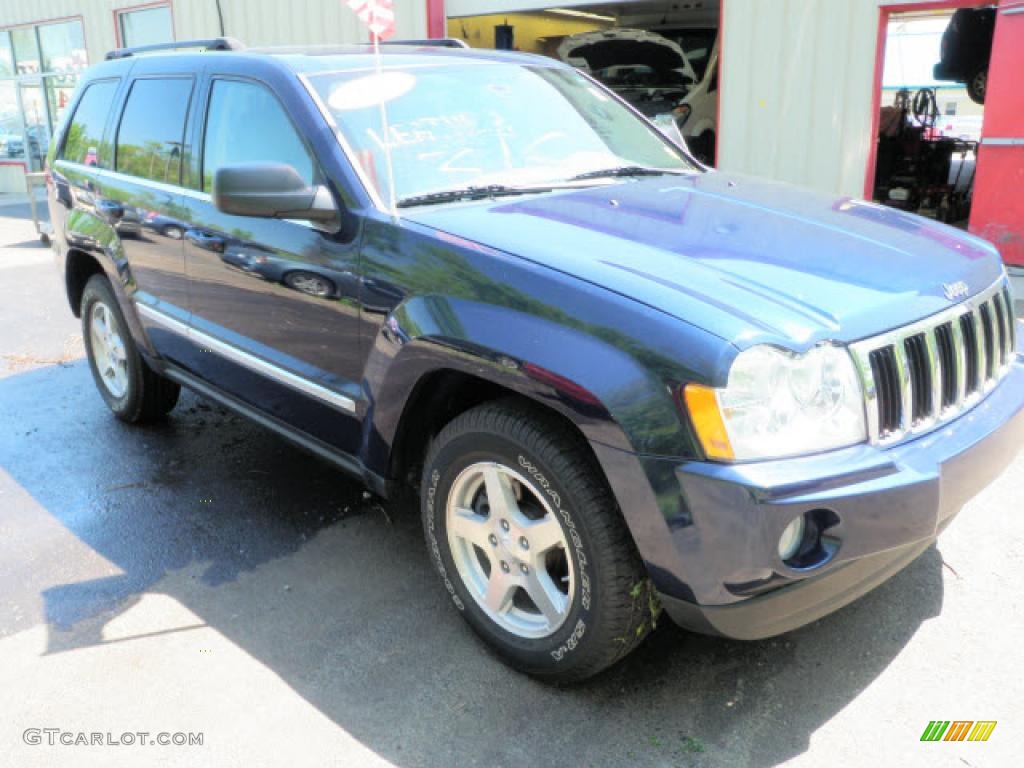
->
47;39;1023;681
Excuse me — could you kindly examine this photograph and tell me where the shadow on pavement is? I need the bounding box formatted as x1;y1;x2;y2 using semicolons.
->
0;360;944;767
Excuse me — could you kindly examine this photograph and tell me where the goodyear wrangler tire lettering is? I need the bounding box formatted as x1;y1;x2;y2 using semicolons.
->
425;469;464;611
420;399;651;681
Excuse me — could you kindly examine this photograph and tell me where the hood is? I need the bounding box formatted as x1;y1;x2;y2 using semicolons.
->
402;172;1005;349
557;29;697;83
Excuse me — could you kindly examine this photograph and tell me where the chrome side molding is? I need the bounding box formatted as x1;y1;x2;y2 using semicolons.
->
136;303;357;414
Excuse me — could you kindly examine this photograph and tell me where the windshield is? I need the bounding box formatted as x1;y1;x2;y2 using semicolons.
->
308;63;698;206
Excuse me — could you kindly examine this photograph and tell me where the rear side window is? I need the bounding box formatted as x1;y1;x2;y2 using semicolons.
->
61;80;119;166
202;79;314;192
115;78;193;185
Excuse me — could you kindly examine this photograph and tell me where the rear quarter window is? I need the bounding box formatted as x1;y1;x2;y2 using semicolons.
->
115;77;194;185
60;79;119;167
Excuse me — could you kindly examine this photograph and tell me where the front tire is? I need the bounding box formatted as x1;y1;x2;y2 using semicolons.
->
81;274;180;423
422;399;655;681
967;65;987;104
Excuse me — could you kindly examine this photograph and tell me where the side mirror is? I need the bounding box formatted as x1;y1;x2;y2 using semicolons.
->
212;163;339;225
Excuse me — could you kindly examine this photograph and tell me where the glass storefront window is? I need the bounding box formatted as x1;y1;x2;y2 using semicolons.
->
0;31;13;77
18;82;49;169
39;20;87;73
11;26;40;75
45;73;80;134
0;19;87;171
118;5;174;48
0;80;22;159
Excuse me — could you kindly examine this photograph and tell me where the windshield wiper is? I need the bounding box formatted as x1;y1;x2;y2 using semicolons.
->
568;166;688;181
396;184;555;209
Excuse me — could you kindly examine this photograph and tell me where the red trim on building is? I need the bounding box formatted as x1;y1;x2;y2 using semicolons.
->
969;0;1024;265
864;0;989;199
426;0;446;39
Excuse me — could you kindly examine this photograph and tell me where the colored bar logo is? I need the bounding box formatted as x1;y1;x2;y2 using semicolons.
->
921;721;997;742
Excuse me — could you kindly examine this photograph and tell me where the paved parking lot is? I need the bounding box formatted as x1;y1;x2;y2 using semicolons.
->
1;198;1021;768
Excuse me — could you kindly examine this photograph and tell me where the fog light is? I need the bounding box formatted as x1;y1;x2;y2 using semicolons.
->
778;516;806;561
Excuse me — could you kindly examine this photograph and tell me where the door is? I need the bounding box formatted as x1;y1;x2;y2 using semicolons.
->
105;75;195;361
181;76;363;452
969;0;1024;266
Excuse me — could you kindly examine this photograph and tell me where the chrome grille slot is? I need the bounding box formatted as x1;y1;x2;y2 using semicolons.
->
960;312;980;394
993;291;1010;367
849;279;1015;446
934;322;957;409
869;347;901;436
1003;288;1018;358
979;302;995;380
904;333;931;424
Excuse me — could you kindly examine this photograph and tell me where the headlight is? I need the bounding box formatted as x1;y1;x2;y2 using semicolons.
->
684;344;867;461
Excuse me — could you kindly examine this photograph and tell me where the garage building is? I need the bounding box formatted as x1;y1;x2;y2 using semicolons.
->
1;0;1021;287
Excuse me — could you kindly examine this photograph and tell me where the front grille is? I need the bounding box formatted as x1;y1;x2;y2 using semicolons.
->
850;279;1016;444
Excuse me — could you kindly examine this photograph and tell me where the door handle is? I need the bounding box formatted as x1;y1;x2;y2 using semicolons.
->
185;229;227;252
55;182;73;208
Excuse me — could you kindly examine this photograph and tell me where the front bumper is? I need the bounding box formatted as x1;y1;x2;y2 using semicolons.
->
594;347;1024;640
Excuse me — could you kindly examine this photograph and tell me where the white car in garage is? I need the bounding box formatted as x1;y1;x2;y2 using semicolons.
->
556;28;717;163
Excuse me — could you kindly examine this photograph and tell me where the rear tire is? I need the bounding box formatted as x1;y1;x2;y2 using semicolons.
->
81;274;180;423
421;399;656;682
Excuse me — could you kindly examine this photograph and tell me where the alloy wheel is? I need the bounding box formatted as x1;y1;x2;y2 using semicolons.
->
446;462;574;639
89;301;129;398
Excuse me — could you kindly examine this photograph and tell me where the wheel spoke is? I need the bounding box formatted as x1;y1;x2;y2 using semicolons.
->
449;507;493;551
483;571;515;614
524;570;566;626
521;514;564;554
482;464;520;520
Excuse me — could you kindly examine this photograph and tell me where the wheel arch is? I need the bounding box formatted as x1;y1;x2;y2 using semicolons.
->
63;246;157;358
363;295;706;493
384;364;608;498
65;247;105;317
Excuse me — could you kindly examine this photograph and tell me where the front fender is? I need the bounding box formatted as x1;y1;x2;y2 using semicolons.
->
363;295;721;599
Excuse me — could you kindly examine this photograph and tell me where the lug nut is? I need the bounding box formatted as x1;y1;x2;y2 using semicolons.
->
520;563;529;575
488;534;498;546
500;561;510;573
500;519;510;532
519;536;529;550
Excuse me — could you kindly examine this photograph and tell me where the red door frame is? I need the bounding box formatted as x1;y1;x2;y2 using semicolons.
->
863;0;984;200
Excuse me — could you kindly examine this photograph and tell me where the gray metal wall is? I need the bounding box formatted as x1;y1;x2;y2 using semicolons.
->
718;0;880;198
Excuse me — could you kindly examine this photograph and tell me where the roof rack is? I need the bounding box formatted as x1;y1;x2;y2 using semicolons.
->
381;38;469;48
105;37;246;60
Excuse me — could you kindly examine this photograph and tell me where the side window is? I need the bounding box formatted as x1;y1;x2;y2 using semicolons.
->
202;79;314;192
60;80;119;167
115;78;193;184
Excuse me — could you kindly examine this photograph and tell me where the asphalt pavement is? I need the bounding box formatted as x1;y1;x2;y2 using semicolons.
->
0;195;1022;768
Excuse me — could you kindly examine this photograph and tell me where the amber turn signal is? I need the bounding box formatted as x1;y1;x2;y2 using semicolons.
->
683;383;735;461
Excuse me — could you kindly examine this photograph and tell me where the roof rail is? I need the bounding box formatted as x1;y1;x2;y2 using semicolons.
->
381;38;469;48
105;37;246;60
